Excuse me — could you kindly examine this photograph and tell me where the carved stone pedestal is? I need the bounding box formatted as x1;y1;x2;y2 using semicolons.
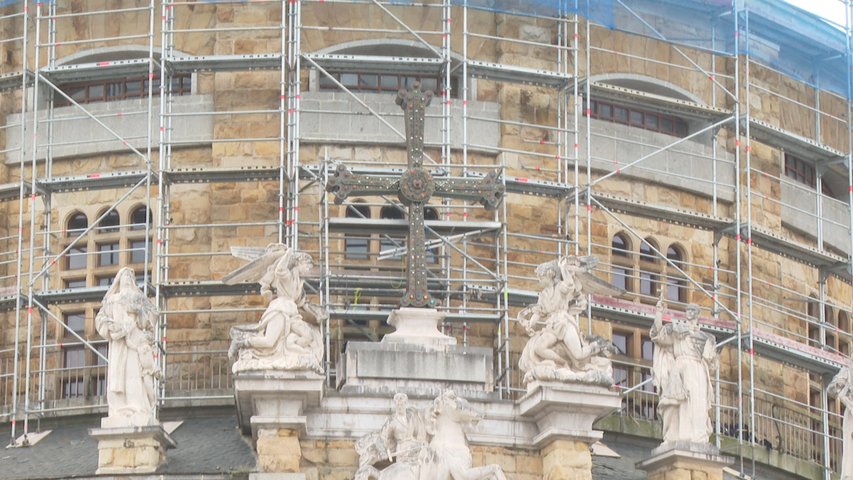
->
89;424;176;475
382;307;455;348
519;382;621;480
234;370;324;475
636;443;732;480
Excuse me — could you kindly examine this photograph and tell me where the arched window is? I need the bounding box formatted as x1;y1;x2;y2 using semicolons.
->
639;238;660;299
67;212;88;235
379;205;404;260
665;244;688;303
98;209;121;233
610;233;632;291
345;202;371;260
130;206;152;230
66;212;89;270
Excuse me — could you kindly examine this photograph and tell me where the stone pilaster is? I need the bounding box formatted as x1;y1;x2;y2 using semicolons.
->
89;425;176;475
636;442;732;480
519;382;621;480
233;370;324;477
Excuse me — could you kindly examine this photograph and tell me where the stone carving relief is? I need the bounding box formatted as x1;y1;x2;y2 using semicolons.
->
225;244;326;374
828;360;853;480
651;295;719;444
517;256;615;386
95;267;158;427
355;391;507;480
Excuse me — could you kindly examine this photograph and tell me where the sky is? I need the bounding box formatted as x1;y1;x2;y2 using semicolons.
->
785;0;847;27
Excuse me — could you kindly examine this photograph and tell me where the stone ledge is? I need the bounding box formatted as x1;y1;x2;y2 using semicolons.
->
636;442;733;476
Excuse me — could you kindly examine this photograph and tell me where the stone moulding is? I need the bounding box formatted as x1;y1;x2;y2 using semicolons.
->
88;424;176;475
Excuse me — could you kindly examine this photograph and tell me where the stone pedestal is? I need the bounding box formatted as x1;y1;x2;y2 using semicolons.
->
636;442;733;480
234;370;324;474
519;382;621;480
89;424;176;475
382;307;456;348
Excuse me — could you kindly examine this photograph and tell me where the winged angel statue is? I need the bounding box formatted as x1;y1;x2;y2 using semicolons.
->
225;244;326;374
517;256;620;386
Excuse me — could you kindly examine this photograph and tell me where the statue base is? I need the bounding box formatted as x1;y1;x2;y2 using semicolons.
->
382;308;456;348
233;370;324;444
89;424;176;475
520;382;621;480
636;442;733;480
337;341;496;400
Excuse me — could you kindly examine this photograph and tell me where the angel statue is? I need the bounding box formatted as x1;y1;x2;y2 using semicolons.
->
95;267;158;427
517;256;618;387
828;359;853;479
225;243;326;374
651;291;718;444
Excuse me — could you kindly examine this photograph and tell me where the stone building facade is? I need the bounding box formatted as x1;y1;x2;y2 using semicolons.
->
0;1;851;479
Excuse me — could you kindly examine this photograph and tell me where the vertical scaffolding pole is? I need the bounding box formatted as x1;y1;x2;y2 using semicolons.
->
732;0;745;472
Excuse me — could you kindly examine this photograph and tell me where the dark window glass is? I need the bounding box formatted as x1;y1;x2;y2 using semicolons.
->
612;234;629;256
57;74;191;107
599;103;612;119
612;266;628;290
345;204;370;260
640;271;658;297
640;240;656;263
65;312;85;336
130;206;151;230
97;276;113;287
585;98;688;137
98;243;120;266
131;239;150;264
380;206;405;260
614;107;628;123
67;246;88;270
614;367;628;387
67;212;88;235
99;210;120;233
380;75;398;89
320;73;456;97
88;84;104;100
630;110;643;126
612;332;629;355
64;278;87;289
340;73;358;87
641;337;654;360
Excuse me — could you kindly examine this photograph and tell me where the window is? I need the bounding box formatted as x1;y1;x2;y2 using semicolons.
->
424;207;439;264
67;245;88;270
98;242;120;266
807;298;820;348
611;233;632;291
64;278;87;289
97;276;113;287
665;245;688;303
130;206;152;230
380;205;405;260
60;312;86;400
130;239;150;264
612;331;632;356
784;153;834;196
639;238;660;298
587;98;688;137
99;209;120;234
839;312;850;356
67;212;88;236
345;203;370;260
320;72;457;98
56;74;191;107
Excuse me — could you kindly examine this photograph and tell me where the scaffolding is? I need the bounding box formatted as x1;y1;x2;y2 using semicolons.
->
0;0;851;478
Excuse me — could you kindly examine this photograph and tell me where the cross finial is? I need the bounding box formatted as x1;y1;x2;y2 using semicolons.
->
395;81;433;168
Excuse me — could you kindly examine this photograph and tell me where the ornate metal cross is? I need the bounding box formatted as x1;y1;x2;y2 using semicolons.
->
326;82;504;308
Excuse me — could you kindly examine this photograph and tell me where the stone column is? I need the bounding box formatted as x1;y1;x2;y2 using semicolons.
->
636;443;732;480
233;371;324;479
519;382;621;480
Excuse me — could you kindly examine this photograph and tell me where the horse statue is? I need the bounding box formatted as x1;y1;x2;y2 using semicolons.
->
355;390;507;480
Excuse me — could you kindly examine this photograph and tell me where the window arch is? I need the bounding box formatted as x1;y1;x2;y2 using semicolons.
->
130;206;152;230
639;238;660;298
665;244;688;303
98;209;121;233
345;202;371;260
610;232;632;291
65;212;89;270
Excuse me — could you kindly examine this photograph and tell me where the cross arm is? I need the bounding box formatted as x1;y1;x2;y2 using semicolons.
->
326;164;400;204
433;171;505;210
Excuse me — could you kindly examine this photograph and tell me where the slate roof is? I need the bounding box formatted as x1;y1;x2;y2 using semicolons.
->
0;413;255;479
593;433;658;480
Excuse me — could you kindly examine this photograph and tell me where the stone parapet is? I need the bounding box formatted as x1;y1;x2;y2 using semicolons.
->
636;442;733;480
89;425;176;475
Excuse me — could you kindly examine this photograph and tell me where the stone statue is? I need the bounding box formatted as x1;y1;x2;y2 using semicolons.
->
355;390;507;480
95;267;158;427
651;295;718;444
828;360;853;480
517;256;615;386
226;244;325;374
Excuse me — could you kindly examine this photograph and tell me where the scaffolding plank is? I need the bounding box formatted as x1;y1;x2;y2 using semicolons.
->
329;217;501;236
164;167;281;184
504;176;570;198
167;54;282;73
745;225;845;268
583;82;733;122
329;309;499;324
592;192;733;231
0;70;31;92
38;286;108;305
751;331;843;375
41;59;152;83
303;53;444;76
0;182;30;202
746;117;845;164
37;170;151;194
467;60;571;88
